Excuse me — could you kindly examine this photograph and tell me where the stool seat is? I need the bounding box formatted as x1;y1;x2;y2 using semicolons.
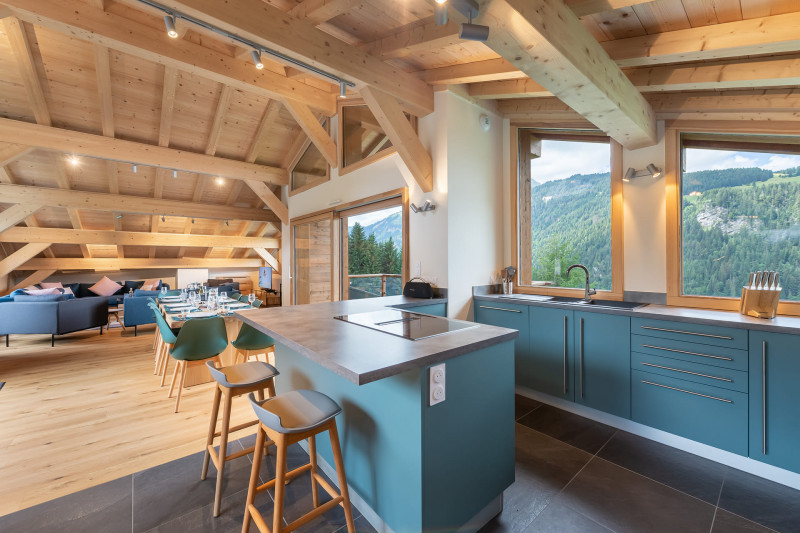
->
250;390;341;434
206;360;278;389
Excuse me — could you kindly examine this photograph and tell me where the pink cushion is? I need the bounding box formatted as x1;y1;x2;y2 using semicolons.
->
40;282;64;289
23;288;61;295
141;278;160;291
89;276;122;297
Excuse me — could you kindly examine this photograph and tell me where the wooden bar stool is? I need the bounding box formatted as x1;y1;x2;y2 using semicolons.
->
202;360;279;517
242;390;355;533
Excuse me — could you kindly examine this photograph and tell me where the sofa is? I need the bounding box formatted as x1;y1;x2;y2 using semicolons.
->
66;280;168;307
123;289;167;335
0;294;109;346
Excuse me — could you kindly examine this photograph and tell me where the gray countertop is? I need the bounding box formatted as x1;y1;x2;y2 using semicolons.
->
475;294;800;335
235;296;518;386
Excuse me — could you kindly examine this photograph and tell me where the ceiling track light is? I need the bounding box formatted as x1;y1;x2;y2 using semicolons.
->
434;0;448;26
136;0;354;93
225;220;230;226
173;169;178;179
250;50;264;70
132;164;137;173
623;163;663;182
116;214;123;219
191;218;195;224
436;0;488;40
161;215;166;222
163;15;179;38
339;81;347;99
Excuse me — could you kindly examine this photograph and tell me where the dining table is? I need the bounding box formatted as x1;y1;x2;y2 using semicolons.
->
157;296;258;386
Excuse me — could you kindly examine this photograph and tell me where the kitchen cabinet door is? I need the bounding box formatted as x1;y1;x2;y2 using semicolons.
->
749;331;800;474
528;306;574;400
575;312;631;418
474;300;530;387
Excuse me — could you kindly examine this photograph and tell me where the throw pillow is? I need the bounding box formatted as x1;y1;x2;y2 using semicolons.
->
141;278;160;291
89;276;123;297
14;294;65;302
40;282;64;289
23;288;61;296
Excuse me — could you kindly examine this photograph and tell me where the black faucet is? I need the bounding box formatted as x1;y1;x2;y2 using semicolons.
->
566;264;596;302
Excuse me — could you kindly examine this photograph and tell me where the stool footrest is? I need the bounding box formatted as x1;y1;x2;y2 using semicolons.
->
213;419;258;438
284;496;343;533
313;472;340;502
256;463;312;493
247;503;272;533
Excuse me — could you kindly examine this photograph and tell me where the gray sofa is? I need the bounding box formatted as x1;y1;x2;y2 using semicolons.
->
0;295;109;346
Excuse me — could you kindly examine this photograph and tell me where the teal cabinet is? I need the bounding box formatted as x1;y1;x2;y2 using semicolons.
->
575;312;631;418
749;331;800;474
474;301;530;387
529;307;574;400
407;303;446;317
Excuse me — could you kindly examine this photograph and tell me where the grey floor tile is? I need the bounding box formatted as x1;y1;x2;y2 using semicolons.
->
479;424;592;533
0;475;132;533
718;468;800;533
517;404;616;455
515;394;542;421
597;430;728;505
145;487;251;533
558;457;716;533
712;510;779;533
524;500;613;533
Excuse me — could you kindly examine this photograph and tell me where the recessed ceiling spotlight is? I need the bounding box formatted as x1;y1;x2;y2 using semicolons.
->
216;176;225;185
164;15;179;39
68;155;80;166
251;50;264;70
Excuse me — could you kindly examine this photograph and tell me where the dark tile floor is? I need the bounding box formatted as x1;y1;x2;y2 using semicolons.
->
2;396;799;533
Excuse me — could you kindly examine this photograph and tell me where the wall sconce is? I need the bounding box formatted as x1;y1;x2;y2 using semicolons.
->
623;163;663;182
410;200;437;213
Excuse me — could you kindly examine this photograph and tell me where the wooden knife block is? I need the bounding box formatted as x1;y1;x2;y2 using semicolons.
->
740;286;781;319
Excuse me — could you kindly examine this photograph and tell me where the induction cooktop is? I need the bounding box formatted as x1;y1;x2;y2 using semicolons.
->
333;309;477;340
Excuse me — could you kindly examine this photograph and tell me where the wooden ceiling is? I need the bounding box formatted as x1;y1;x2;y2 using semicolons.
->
1;0;799;285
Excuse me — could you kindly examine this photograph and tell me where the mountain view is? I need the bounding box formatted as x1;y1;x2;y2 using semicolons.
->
361;211;402;244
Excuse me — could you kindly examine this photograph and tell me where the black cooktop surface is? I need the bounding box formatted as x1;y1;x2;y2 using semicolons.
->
333;309;477;340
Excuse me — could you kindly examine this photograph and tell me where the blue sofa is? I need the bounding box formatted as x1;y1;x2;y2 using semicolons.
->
0;294;109;346
122;290;165;335
67;280;168;307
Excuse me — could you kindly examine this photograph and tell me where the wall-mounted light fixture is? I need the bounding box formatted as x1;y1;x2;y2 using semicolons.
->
410;200;437;213
623;163;663;182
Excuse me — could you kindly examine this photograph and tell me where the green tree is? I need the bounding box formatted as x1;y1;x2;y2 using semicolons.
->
531;236;584;287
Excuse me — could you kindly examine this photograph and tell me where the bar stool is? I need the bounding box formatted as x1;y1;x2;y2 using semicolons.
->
202;360;279;517
242;390;355;533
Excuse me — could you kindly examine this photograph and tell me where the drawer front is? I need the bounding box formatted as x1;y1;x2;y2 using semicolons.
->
632;318;747;350
632;369;748;456
631;334;748;371
632;352;748;393
475;300;529;318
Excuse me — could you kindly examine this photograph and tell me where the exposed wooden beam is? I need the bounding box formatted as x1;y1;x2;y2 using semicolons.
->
421;58;523;85
93;44;114;137
53;156;93;259
253;247;280;273
205;85;233;156
3;17;51;126
289;0;361;24
0;167;56;258
281;129;310;169
205;180;247;258
158;67;178;148
4;269;56;295
360;86;433;193
281;99;337;167
565;0;654;17
363;18;461;59
478;0;656;149
0;143;33;166
601;11;800;68
0;117;288;186
157;0;434;116
0;204;42;232
0;184;280;224
19;257;265;271
245;180;289;225
0;227;280;248
0;243;52;277
246;100;282;164
5;0;337;115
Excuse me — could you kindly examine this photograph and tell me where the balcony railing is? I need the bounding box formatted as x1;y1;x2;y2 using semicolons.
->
347;273;402;298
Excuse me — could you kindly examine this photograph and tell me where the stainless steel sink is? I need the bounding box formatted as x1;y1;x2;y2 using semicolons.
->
549;296;647;310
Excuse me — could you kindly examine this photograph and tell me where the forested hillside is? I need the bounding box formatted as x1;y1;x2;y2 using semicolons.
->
347;221;402;297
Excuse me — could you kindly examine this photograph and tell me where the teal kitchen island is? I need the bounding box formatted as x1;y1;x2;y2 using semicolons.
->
237;296;517;533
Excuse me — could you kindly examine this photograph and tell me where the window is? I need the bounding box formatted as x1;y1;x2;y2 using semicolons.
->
338;100;415;174
676;133;800;304
290;118;330;195
515;129;623;296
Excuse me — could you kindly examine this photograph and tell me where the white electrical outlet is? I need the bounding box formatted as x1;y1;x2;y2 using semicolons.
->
429;363;446;406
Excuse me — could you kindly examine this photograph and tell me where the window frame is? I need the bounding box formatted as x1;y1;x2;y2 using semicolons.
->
510;126;624;300
288;118;331;197
666;123;800;316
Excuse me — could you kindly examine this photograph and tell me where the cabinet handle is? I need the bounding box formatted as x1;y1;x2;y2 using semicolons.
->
579;317;584;399
640;325;732;340
478;305;522;313
563;315;568;395
762;340;767;455
641;380;732;403
640;344;733;361
640;362;732;382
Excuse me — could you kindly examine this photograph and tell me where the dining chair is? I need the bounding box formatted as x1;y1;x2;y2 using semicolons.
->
229;291;241;301
251;298;263;308
151;306;178;384
167;316;229;412
232;322;276;365
239;294;249;303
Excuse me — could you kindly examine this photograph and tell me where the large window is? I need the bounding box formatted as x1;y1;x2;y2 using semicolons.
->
516;130;622;296
678;133;800;302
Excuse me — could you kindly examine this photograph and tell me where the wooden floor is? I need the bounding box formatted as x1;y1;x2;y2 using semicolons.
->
0;325;256;517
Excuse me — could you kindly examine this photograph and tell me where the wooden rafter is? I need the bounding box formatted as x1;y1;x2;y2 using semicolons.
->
0;167;56;258
422;58;523;85
362;18;461;59
4;269;56;295
19;258;264;271
281;99;337;168
564;0;654;17
3;17;51;126
0;227;280;248
289;0;362;24
0;243;52;277
0;184;279;224
0;204;42;232
253;247;280;273
0;143;33;166
150;66;179;258
0;117;288;185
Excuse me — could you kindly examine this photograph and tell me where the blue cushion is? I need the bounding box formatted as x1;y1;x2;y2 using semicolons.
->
124;280;144;292
14;294;68;302
0;295;13;303
133;289;161;297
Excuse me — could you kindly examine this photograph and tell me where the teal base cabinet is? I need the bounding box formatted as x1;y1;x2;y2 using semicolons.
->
529;307;574;401
575;312;631;419
405;302;446;317
475;301;531;389
749;331;800;474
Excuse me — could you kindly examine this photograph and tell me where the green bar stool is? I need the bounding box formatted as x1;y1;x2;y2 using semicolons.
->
167;316;228;412
202;360;279;517
232;322;275;365
242;390;356;533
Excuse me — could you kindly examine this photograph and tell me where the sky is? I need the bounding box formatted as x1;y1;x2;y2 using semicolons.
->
684;149;800;173
347;205;401;228
530;140;611;182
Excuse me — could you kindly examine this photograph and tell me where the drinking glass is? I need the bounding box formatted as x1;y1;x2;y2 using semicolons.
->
160;286;167;297
248;293;256;307
180;289;187;302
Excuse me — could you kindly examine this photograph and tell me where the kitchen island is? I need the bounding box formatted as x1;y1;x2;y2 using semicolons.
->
237;296;517;533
